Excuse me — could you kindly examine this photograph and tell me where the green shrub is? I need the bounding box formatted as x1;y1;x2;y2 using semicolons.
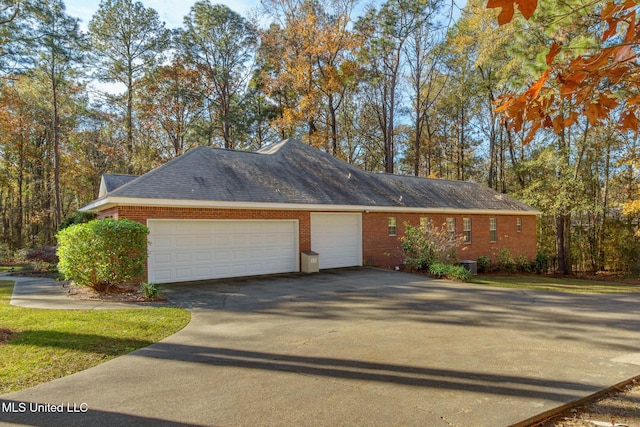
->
57;219;149;293
59;210;97;231
535;251;550;274
477;255;490;273
497;248;516;273
428;262;471;282
428;262;448;278
447;265;472;282
515;254;534;273
140;282;160;299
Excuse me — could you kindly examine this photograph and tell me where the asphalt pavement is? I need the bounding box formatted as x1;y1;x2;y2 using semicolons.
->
1;268;640;426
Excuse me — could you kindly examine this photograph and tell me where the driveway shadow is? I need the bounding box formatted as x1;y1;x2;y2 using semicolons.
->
0;400;206;427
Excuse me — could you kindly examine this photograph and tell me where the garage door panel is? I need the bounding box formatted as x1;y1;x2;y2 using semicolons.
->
148;220;298;284
153;270;172;283
175;252;193;263
175;268;193;280
195;252;211;262
214;250;231;261
311;213;362;270
194;267;212;278
152;253;172;264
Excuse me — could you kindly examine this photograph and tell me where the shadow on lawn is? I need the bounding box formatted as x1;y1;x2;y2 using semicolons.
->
7;330;154;356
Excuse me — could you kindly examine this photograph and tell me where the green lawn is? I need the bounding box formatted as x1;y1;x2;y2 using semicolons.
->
470;275;640;294
0;266;24;273
0;280;190;394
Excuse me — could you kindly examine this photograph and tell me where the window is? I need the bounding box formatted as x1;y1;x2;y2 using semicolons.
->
446;218;455;242
489;218;497;242
516;218;522;232
388;217;397;236
420;217;431;231
463;218;471;243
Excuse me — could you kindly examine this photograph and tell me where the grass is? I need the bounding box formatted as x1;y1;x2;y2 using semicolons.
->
470;275;640;294
0;280;190;394
0;265;24;272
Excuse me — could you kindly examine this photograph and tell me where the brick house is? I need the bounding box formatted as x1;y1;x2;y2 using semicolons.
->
82;138;539;284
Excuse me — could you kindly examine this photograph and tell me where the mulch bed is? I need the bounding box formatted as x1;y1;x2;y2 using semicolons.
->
64;282;166;303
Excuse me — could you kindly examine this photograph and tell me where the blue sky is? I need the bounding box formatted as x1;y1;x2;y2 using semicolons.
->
65;0;257;30
64;0;467;31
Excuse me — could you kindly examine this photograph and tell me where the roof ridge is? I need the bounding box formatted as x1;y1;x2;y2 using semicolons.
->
88;139;538;213
371;171;483;186
108;146;212;197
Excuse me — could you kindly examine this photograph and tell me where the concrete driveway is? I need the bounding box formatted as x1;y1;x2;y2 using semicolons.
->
2;268;640;426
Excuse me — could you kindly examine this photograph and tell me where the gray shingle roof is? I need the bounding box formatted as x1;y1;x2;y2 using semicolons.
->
94;138;537;212
102;174;138;192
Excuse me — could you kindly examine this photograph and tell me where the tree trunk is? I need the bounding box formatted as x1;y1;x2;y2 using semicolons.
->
386;81;395;174
597;142;611;271
556;214;572;274
328;94;338;156
52;69;62;230
127;70;134;160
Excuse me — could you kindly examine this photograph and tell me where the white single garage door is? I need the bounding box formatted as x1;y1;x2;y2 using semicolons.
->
147;219;299;284
310;213;362;269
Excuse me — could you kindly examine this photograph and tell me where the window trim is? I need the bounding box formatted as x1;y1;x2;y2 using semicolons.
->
489;218;497;242
446;217;456;242
462;218;471;244
516;217;522;232
420;216;431;231
388;217;397;236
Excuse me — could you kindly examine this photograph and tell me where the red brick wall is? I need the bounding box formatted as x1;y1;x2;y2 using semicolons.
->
96;207;120;219
362;212;537;269
103;206;312;253
101;206;536;272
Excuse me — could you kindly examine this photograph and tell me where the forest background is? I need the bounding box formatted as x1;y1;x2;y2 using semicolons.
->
0;0;638;275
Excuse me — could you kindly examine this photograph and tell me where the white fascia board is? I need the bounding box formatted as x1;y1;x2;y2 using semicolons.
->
82;196;541;216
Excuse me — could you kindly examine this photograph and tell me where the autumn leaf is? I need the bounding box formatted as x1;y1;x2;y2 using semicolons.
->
486;0;538;25
517;0;538;19
525;69;550;99
487;0;515;25
584;102;605;126
602;18;619;41
620;111;639;130
563;112;579;128
546;42;561;65
613;44;636;63
598;93;619;111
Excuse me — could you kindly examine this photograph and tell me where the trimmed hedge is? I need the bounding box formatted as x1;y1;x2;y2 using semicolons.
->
57;219;149;293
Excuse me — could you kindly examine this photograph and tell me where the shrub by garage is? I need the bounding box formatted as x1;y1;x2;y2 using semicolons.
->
57;219;149;293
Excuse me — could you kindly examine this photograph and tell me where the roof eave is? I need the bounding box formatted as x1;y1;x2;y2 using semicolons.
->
80;196;541;216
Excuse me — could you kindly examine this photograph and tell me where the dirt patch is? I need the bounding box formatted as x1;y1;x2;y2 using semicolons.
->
537;380;640;426
64;282;166;303
0;327;14;345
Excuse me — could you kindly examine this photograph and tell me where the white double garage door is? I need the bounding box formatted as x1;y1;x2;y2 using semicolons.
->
148;213;362;284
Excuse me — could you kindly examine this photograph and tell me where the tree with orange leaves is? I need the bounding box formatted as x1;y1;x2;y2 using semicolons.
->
485;0;640;273
257;0;360;157
487;0;639;142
